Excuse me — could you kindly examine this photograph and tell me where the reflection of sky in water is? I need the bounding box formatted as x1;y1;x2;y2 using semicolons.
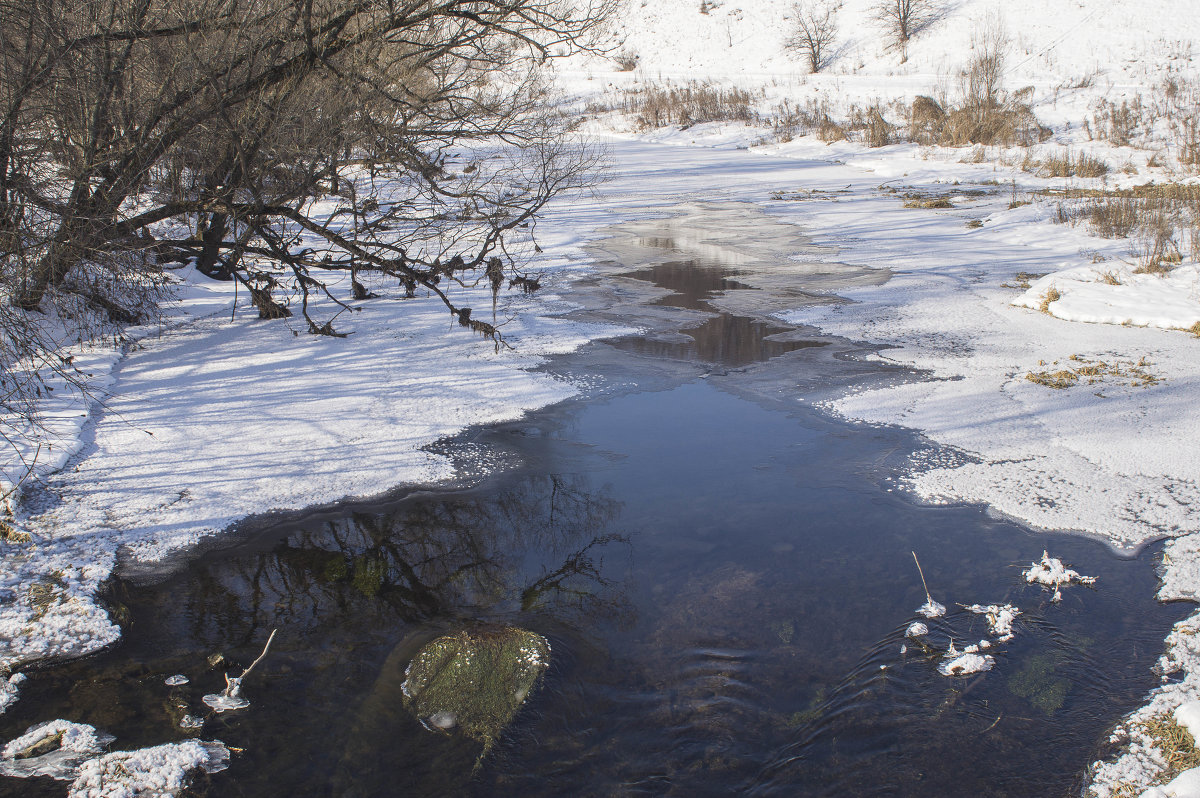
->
0;205;1188;798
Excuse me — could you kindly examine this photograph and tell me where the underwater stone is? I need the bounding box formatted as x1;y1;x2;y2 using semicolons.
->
401;626;550;757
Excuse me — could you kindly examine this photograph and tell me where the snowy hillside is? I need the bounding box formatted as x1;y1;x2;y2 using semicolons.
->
576;0;1198;91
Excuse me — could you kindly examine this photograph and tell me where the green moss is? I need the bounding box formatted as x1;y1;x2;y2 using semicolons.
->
322;556;349;582
1008;652;1069;716
785;687;827;728
771;619;796;645
402;626;550;763
350;556;386;597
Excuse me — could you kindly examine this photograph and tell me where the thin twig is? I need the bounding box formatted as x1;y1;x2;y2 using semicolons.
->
239;628;277;681
912;550;932;603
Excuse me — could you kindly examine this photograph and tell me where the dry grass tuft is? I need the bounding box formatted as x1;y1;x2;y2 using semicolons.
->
623;81;756;129
1101;271;1122;285
903;195;954;209
1026;355;1162;390
1143;714;1200;777
1000;271;1048;289
1039;150;1109;178
1038;286;1061;313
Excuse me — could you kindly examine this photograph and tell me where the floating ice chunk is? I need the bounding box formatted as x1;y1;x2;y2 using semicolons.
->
0;673;25;714
935;642;995;676
937;650;995;677
0;720;115;781
906;622;929;638
164;675;189;687
1024;551;1096;597
202;692;249;712
917;599;946;618
3;719;111;760
179;716;204;731
967;604;1021;641
68;740;229;798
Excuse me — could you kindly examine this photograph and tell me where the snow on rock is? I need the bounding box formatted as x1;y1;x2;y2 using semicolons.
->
0;720;115;781
2;720;111;761
68;740;229;798
967;604;1020;642
0;673;24;714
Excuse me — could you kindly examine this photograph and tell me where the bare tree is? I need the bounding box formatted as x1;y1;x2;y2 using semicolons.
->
786;1;840;73
0;0;614;494
875;0;936;61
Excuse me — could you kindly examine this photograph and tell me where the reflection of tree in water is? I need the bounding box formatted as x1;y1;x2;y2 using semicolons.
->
175;473;631;645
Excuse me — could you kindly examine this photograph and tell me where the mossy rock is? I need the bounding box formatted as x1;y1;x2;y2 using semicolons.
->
401;626;550;759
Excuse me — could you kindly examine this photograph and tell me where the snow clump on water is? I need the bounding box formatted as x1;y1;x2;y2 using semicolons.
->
937;642;995;677
68;740;229;798
906;622;929;638
1024;551;1096;602
916;598;946;618
967;604;1020;642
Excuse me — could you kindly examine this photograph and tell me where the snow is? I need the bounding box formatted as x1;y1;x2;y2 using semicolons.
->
1174;701;1200;741
2;719;110;760
68;740;229;798
1141;768;1200;798
1014;267;1200;331
0;673;24;713
967;603;1020;642
937;642;995;677
905;622;929;637
916;598;946;618
1024;551;1098;588
0;720;115;781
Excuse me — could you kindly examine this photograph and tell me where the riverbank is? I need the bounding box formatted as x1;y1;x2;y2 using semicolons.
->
1;135;1198;794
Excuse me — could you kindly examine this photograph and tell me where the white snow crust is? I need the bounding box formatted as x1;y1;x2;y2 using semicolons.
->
68;740;229;798
967;604;1020;642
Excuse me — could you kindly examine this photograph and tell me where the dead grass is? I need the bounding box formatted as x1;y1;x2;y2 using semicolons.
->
1025;355;1162;389
1038;150;1109;178
1143;714;1200;777
903;195;955;209
1038;286;1061;313
623;81;757;129
1000;271;1048;289
1101;271;1122;285
1186;321;1200;337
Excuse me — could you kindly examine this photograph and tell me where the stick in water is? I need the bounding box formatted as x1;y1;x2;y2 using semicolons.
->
912;551;932;604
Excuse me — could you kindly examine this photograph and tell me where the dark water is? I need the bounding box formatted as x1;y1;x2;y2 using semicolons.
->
0;207;1191;797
